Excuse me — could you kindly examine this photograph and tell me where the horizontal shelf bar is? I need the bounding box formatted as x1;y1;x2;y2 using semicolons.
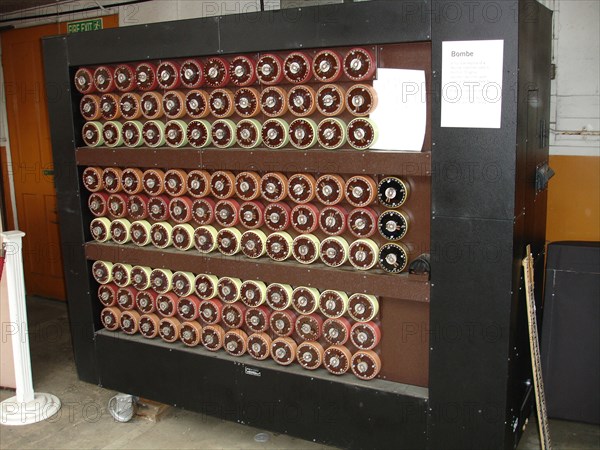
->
85;242;430;302
76;147;431;177
96;329;429;400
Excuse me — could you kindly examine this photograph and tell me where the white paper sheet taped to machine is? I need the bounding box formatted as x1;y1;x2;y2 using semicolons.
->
370;68;427;152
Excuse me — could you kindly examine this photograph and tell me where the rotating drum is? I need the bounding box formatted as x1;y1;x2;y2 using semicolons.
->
270;310;297;337
348;294;379;323
101;307;121;331
216;227;242;256
312;49;343;83
150;222;173;249
265;283;293;311
348;207;378;238
130;220;152;246
348;238;379;271
194;273;219;300
270;337;297;366
180;321;203;347
319;236;349;268
346;84;378;116
289;118;318;150
164;169;188;197
187;120;212;148
142;169;165;196
80;95;101;121
172;271;195;297
217;276;242;303
256;54;284;85
262;118;289;149
229;55;257;87
120;93;143;120
323;317;352;345
260;86;287;117
204;57;230;88
287;85;316;117
120;310;141;335
378;176;410;208
102;121;124;147
142;120;166;147
378;210;409;241
222;303;247;329
235;171;261;201
150;268;173;294
93;66;115;93
147;195;170;222
163;91;186;119
122;121;144;147
92;260;113;285
215;199;240;227
343;48;376;81
74;68;94;94
201;324;226;351
140;92;163;120
316;84;346;116
265;231;293;262
291;204;319;234
110;219;132;244
139;313;161;339
98;284;118;307
187;170;211;198
318;206;348;236
351;350;381;380
240;229;267;259
260;172;287;203
102;167;123;194
224;329;248;356
318;289;349;319
88;193;109;217
291;286;320;315
209;89;235;118
169;197;194;223
247;333;272;360
180;59;204;89
82;166;103;193
157;61;181;89
264;202;291;232
159;317;182;343
235;119;262;149
245;306;270;333
100;93;121;120
347;118;378;150
90;217;111;243
292;234;320;265
287;173;316;204
199;299;223;325
177;295;202;321
82;121;104;147
121;168;144;195
172;224;195;251
345;175;377;207
193;225;218;253
234;87;260;118
296;341;324;370
323;345;352;375
192;198;215;225
114;64;136;92
210;170;236;199
156;292;179;317
185;90;210;118
240;280;267;307
284;52;313;84
378;242;409;274
131;265;152;291
135;62;158;91
317;118;346;150
295;314;323;341
107;192;128;217
165;120;188;147
116;286;136;310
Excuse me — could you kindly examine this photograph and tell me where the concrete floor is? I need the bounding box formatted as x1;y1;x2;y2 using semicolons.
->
1;297;598;450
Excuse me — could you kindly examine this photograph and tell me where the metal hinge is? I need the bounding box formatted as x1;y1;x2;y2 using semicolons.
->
550;64;556;80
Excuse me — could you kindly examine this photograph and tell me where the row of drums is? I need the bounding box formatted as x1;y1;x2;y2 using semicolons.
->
90;217;409;273
102;305;381;380
75;48;377;94
82;116;378;150
82;167;410;209
80;84;378;122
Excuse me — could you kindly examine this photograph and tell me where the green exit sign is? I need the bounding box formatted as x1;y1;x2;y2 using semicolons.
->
67;18;103;34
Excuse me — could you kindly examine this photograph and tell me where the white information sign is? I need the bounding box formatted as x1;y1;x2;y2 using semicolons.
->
441;40;504;129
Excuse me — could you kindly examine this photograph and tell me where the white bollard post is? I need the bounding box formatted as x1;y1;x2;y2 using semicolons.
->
0;231;61;426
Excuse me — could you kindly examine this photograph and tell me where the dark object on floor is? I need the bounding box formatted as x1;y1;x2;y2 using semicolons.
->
541;241;600;424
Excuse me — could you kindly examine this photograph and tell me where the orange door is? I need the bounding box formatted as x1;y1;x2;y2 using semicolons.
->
1;16;118;300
